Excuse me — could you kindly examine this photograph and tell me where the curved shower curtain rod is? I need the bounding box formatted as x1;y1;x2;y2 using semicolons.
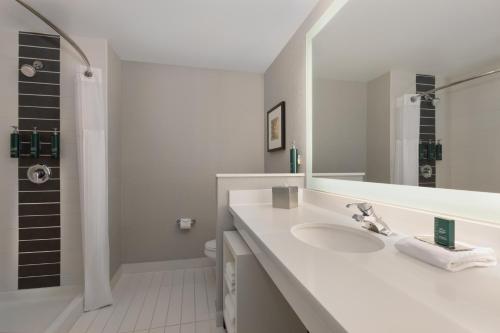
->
14;0;93;77
411;68;500;102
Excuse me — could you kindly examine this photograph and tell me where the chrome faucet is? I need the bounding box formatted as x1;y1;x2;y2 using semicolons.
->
346;202;392;236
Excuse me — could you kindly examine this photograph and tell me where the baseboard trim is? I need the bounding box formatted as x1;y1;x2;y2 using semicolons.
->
110;265;123;288
121;257;215;274
44;294;83;333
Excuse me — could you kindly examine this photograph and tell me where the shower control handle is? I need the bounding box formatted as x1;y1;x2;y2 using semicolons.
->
27;164;51;184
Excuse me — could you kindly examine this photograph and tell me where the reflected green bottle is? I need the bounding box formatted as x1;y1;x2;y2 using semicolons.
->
10;126;20;158
428;140;436;161
30;127;40;158
436;140;443;161
290;141;298;173
50;128;60;159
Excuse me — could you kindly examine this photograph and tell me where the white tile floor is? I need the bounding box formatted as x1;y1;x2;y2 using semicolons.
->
69;267;223;333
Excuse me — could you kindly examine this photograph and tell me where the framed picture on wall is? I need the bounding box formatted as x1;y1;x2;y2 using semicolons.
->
267;101;286;151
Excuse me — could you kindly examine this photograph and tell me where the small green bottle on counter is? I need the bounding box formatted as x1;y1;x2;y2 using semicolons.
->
10;126;20;158
50;128;60;159
290;141;298;173
30;127;40;158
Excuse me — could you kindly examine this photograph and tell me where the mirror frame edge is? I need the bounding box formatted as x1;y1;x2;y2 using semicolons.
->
305;0;500;225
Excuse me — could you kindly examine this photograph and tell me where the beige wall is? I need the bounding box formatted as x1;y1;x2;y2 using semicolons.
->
107;45;122;278
264;0;334;173
313;78;367;173
0;29;19;291
446;61;500;193
120;62;264;263
366;73;391;183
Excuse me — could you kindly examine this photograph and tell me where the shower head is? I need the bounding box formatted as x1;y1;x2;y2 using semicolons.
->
20;60;44;78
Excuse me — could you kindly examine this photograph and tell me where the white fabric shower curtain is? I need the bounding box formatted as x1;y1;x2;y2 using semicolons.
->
75;66;113;311
393;94;420;186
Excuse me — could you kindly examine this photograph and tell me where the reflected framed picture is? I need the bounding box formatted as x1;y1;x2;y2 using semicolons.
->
267;101;286;152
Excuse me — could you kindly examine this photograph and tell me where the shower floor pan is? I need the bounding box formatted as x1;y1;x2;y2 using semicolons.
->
0;285;81;333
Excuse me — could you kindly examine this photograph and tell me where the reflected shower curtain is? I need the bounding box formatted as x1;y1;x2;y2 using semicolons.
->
75;66;113;311
393;94;420;186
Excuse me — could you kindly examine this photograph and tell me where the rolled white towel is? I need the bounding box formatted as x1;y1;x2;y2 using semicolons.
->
223;308;236;333
224;294;236;324
226;262;235;279
225;272;235;293
395;236;497;272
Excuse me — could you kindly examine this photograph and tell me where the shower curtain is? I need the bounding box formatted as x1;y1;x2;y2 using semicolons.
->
75;66;113;311
393;94;420;186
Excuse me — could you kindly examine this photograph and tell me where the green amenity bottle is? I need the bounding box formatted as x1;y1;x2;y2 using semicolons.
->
30;127;40;158
51;128;60;159
290;141;298;173
10;126;20;158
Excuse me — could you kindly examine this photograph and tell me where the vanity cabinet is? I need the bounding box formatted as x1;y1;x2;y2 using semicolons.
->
223;231;306;333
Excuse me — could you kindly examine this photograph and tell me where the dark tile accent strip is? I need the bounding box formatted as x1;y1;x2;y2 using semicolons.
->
18;31;61;289
19;239;60;252
19;263;60;278
18;275;60;289
19;179;60;191
420;117;435;126
20;227;60;240
19;191;60;204
19;82;60;95
19;107;60;119
19;251;60;265
19;203;60;216
420;125;436;133
19;119;60;131
19;57;60;72
420;109;435;117
420;133;436;141
19;46;60;60
19;32;60;48
19;94;59;108
19;157;59;167
19;71;60;84
418;74;437;188
19;215;60;228
416;74;435;85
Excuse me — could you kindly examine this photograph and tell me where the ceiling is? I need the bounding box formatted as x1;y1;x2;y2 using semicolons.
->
0;0;320;73
313;0;500;81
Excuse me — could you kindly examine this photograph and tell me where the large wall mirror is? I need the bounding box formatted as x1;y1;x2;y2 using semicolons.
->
306;0;500;223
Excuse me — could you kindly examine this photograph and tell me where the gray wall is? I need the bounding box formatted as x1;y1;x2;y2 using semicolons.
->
366;73;391;183
446;61;500;193
313;78;367;173
264;0;334;173
120;62;265;263
0;29;19;291
107;45;123;278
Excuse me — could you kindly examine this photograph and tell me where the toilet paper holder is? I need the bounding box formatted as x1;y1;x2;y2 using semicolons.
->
176;217;196;230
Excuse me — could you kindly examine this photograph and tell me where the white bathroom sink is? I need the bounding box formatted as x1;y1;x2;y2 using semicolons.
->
291;223;385;253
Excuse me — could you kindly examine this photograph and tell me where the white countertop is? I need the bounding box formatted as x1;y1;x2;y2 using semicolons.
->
229;201;500;333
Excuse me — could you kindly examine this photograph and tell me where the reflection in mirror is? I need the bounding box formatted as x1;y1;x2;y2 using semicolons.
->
312;0;500;193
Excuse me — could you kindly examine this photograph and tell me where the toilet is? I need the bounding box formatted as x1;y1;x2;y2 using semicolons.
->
204;239;216;262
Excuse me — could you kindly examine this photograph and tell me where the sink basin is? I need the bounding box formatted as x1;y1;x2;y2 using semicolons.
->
291;223;385;253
